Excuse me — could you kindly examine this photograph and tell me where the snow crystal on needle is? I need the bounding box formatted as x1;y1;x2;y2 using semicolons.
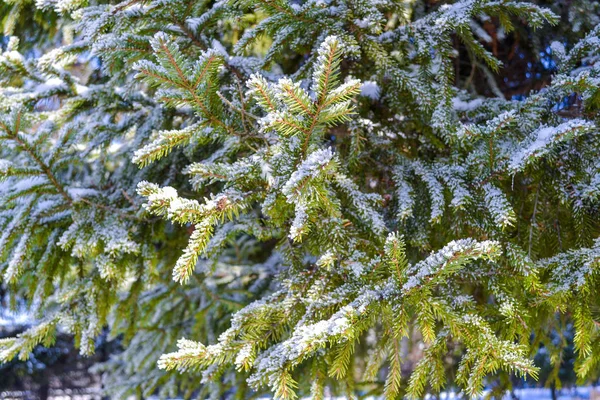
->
67;187;100;200
539;237;600;294
393;166;414;221
452;96;483;112
289;202;308;241
482;183;515;228
509;119;594;171
33;77;68;95
402;239;499;292
234;344;254;369
312;36;341;93
147;186;178;203
282;148;334;199
335;174;386;235
550;41;566;58
0;160;13;175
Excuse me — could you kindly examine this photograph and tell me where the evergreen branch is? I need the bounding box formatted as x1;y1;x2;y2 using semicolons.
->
3;124;72;205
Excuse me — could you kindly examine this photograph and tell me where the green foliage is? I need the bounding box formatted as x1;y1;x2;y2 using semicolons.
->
0;0;600;398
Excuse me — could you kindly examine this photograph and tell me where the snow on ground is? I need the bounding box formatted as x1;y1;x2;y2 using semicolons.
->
0;305;32;329
0;389;100;400
1;386;597;399
438;386;598;399
142;387;599;400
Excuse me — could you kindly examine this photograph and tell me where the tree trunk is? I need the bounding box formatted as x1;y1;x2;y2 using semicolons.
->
551;383;558;400
38;382;49;400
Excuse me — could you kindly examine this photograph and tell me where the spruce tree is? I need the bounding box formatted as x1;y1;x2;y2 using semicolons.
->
0;0;599;398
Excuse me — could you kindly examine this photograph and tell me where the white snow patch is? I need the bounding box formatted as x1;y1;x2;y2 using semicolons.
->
360;81;381;100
